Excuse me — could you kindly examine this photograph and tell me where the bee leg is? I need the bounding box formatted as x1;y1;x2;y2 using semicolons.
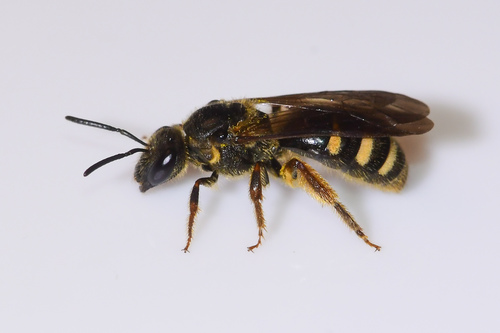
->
248;162;269;252
280;158;381;251
182;171;219;253
267;157;283;177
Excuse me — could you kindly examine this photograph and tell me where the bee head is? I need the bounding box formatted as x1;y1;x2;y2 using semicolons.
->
134;126;186;192
65;116;186;192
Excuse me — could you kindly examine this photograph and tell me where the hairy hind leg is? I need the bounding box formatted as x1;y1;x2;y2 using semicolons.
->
248;162;269;252
280;158;380;251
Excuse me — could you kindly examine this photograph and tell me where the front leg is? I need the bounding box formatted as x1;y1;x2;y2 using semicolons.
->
182;171;219;253
248;162;269;252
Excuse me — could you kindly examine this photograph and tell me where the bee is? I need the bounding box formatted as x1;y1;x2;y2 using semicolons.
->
66;91;433;252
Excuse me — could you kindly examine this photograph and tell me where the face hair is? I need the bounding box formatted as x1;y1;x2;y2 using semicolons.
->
65;116;148;176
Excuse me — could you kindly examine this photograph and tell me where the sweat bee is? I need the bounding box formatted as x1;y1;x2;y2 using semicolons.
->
66;91;433;252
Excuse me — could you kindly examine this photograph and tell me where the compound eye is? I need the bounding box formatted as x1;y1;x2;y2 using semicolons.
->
148;152;176;186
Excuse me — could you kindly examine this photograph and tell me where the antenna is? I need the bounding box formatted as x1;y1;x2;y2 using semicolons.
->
66;116;149;176
65;116;148;146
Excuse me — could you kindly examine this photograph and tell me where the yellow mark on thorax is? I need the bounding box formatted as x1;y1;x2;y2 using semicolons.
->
208;146;221;165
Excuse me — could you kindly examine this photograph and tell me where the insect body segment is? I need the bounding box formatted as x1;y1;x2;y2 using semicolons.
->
280;136;408;191
66;90;433;252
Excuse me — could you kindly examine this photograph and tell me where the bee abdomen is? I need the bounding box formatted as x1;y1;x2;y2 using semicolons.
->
335;137;407;191
280;136;407;191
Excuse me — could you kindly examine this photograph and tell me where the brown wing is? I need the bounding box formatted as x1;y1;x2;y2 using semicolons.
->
234;91;433;143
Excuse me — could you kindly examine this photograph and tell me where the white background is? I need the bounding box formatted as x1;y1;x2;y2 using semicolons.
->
1;1;498;332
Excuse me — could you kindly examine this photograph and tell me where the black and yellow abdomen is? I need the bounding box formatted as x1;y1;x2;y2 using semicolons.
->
279;136;407;191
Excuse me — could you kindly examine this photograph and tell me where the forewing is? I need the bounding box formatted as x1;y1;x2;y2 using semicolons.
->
234;91;433;142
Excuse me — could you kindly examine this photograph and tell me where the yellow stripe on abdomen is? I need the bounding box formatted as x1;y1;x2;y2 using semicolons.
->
327;136;342;155
378;139;398;176
355;138;374;166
